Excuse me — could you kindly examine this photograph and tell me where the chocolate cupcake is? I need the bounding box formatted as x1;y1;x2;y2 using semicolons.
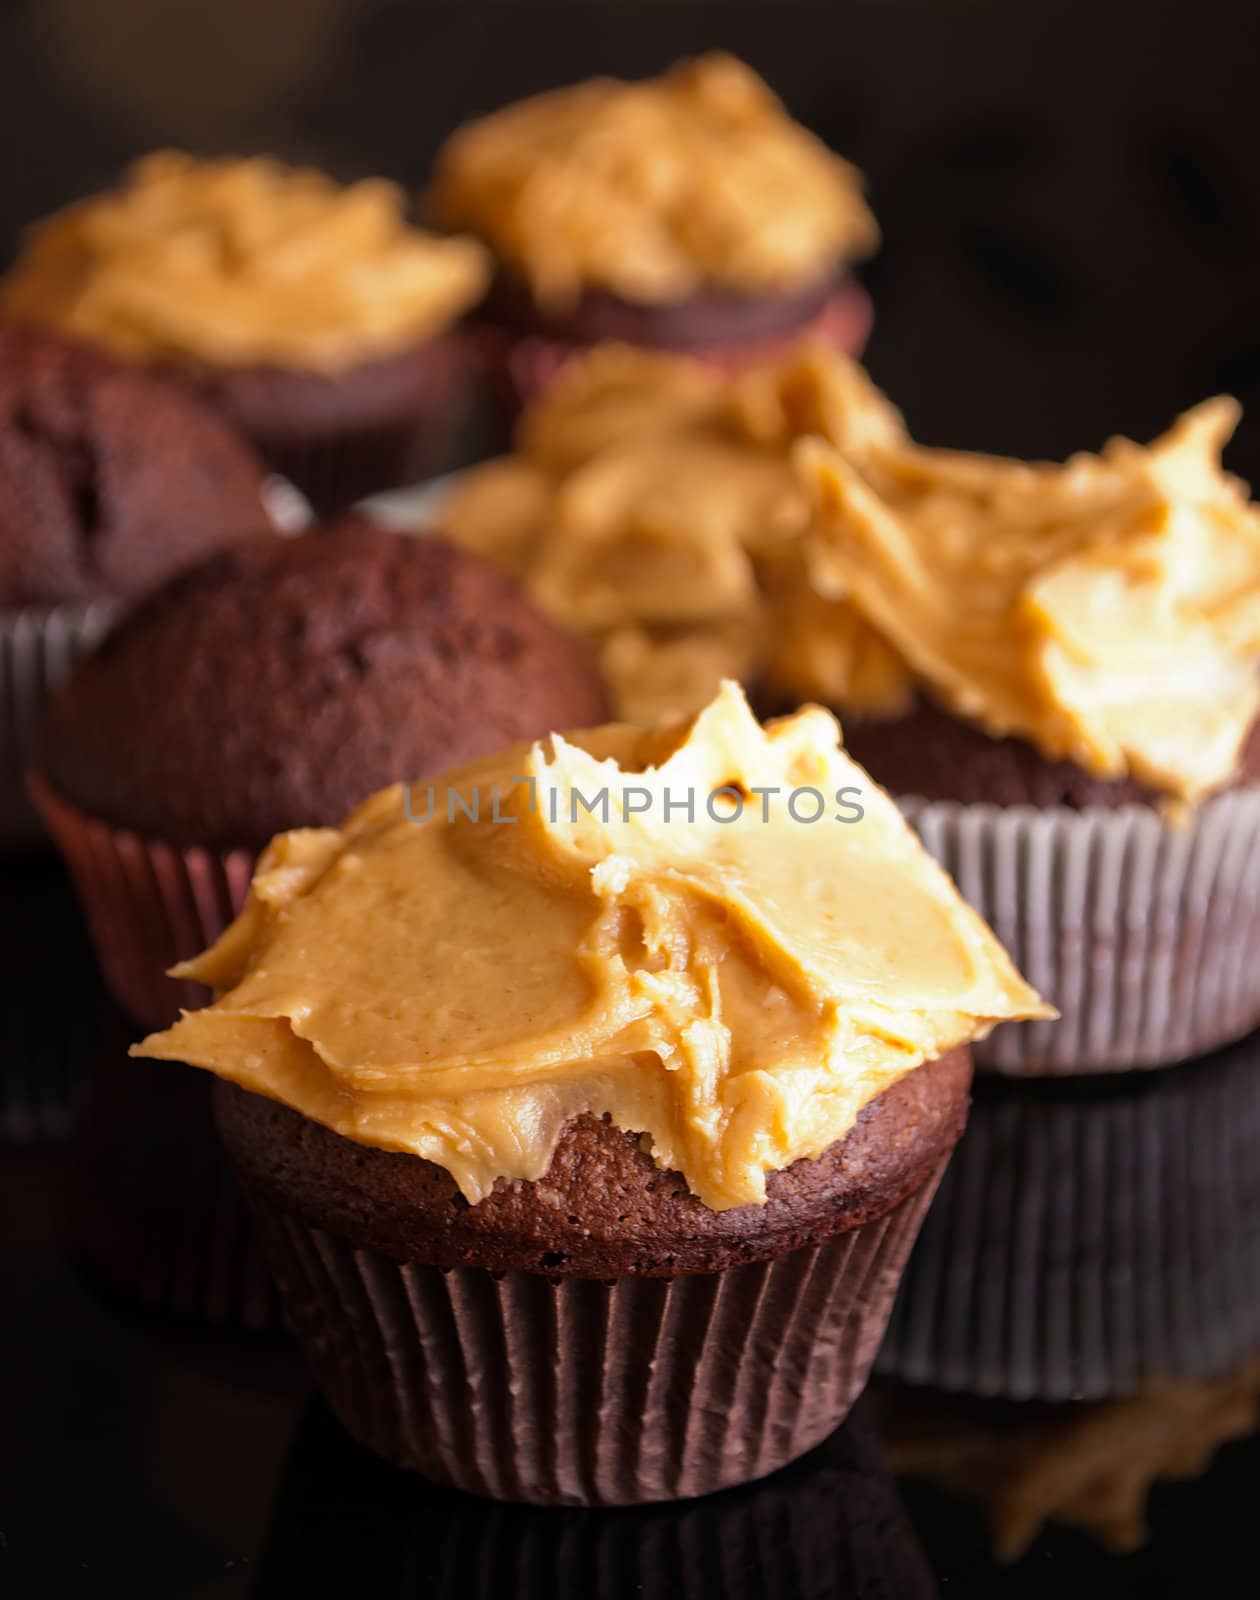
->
430;54;877;408
31;519;607;1026
788;398;1260;1073
877;1028;1260;1403
1;153;490;512
135;683;1046;1503
436;339;907;725
0;321;275;848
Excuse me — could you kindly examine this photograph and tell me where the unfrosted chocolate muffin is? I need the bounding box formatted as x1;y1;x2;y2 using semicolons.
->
32;519;608;1027
38;519;607;850
0;322;271;608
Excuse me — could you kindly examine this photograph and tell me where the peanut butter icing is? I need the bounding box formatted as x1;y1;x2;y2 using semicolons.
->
440;340;908;722
799;398;1260;802
134;685;1047;1211
430;53;877;311
1;152;490;373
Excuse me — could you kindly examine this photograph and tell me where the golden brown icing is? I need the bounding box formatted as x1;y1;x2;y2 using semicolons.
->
1;152;490;372
799;399;1260;801
430;53;876;310
440;339;907;722
134;685;1047;1210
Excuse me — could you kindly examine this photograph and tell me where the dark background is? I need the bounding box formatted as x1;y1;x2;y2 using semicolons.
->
3;0;1260;474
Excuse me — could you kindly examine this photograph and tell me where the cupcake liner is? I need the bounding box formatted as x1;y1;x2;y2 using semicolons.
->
253;1393;935;1600
28;776;257;1030
877;1032;1260;1401
901;787;1260;1074
484;283;874;416
218;333;478;517
0;602;116;852
73;1038;279;1327
237;1154;947;1507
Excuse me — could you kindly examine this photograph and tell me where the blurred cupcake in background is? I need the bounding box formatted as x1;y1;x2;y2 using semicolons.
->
788;398;1260;1072
0;321;276;849
31;519;606;1028
436;338;907;724
430;54;877;408
135;683;1046;1502
0;153;491;512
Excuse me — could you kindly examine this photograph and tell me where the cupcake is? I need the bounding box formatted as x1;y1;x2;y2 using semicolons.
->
0;321;275;849
31;518;607;1028
878;1028;1260;1402
1;152;491;512
430;54;877;408
436;338;908;724
134;682;1047;1503
787;398;1260;1072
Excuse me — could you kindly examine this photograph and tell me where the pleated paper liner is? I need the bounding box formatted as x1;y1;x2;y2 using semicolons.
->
901;787;1260;1074
28;775;258;1031
72;1029;279;1328
0;602;116;853
482;281;874;417
235;1148;949;1507
253;1392;935;1600
877;1031;1260;1402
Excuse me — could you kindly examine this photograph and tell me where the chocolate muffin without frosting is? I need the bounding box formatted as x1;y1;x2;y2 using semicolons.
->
38;519;608;850
0;322;271;608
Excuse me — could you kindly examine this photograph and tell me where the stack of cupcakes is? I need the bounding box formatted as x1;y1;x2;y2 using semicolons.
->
430;53;878;409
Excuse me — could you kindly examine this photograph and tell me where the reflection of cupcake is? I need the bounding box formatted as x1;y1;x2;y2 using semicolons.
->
430;55;877;408
256;1395;935;1599
878;1028;1260;1401
32;520;606;1027
135;683;1046;1503
0;321;274;849
791;399;1260;1072
438;339;907;724
1;153;490;512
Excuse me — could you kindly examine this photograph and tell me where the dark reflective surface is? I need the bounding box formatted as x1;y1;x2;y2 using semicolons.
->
3;853;1260;1597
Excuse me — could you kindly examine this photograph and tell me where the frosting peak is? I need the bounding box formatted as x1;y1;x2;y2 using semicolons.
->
135;684;1046;1211
799;398;1260;802
431;53;877;311
1;152;490;372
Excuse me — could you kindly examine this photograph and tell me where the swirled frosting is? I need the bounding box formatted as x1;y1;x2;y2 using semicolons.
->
799;399;1260;802
441;339;908;721
1;152;490;373
430;53;877;311
135;684;1046;1210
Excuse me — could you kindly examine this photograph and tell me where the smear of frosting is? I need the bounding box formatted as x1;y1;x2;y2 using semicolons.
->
799;399;1260;801
135;684;1047;1211
1;152;489;372
431;53;877;310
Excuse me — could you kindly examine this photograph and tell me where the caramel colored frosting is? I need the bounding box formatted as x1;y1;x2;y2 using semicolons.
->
441;340;909;722
799;399;1260;802
135;685;1046;1211
0;152;490;372
430;53;877;311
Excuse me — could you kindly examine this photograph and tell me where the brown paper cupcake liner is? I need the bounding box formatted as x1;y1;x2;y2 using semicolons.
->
901;788;1260;1074
877;1033;1260;1401
238;1154;946;1507
0;602;116;852
28;776;257;1030
484;283;874;416
253;1393;935;1600
224;333;478;517
74;1043;280;1327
